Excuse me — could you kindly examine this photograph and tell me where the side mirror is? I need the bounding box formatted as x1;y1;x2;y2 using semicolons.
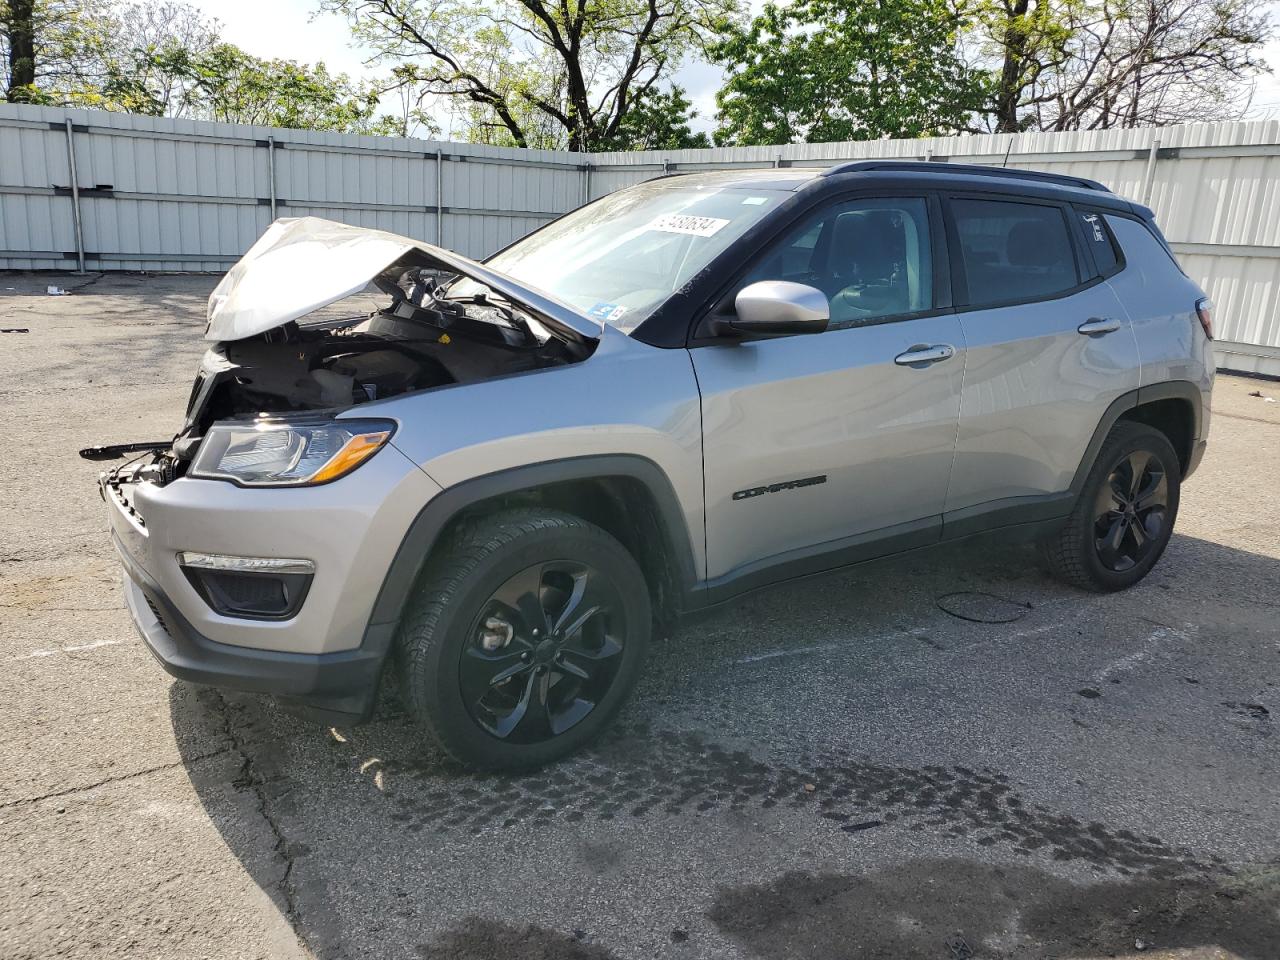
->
729;281;829;336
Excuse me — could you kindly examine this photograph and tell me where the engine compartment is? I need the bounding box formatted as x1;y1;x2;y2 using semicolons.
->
84;219;600;487
139;267;587;482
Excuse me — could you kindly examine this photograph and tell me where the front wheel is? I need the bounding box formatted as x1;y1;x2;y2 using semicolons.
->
396;508;651;770
1043;421;1181;592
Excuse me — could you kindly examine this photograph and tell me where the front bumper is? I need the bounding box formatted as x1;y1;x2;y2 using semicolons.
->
102;440;441;720
117;533;386;722
102;443;439;655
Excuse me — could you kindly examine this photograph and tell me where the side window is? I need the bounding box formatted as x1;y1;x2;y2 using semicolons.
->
951;198;1080;307
1076;209;1120;276
1104;214;1186;283
742;198;933;329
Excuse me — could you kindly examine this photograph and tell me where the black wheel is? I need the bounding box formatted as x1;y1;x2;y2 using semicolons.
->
396;508;650;770
1043;421;1181;591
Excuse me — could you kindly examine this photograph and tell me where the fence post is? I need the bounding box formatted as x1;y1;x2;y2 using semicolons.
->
1141;136;1161;205
266;136;278;220
63;119;86;274
581;162;591;205
435;148;444;247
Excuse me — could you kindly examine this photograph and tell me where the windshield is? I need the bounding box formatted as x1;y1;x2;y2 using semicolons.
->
449;178;784;332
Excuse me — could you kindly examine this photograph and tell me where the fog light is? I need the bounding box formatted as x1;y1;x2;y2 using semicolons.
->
177;552;314;620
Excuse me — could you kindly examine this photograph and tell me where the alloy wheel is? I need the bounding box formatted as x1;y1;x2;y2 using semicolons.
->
460;560;626;743
1092;449;1169;572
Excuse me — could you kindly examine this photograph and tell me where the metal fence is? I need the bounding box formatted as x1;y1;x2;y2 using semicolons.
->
2;103;1278;375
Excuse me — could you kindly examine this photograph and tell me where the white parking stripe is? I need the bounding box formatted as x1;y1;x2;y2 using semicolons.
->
6;639;123;661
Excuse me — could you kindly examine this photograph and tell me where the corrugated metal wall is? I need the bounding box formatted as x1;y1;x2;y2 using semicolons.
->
0;104;584;270
2;104;1278;373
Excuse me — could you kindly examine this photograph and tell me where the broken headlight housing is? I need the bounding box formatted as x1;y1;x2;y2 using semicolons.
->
189;417;395;487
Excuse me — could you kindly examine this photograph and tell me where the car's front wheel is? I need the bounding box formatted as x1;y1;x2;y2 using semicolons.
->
1043;420;1181;591
396;508;651;770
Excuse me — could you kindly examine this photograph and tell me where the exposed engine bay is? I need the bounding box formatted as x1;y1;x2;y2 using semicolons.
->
177;264;582;449
82;218;599;486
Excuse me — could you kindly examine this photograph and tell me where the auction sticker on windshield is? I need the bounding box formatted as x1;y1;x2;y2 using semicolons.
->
648;213;730;237
587;301;627;322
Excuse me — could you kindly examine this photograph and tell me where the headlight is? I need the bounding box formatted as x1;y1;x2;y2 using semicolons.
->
189;417;395;487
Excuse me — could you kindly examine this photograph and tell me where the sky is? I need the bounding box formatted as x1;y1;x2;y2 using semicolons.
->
189;0;1280;136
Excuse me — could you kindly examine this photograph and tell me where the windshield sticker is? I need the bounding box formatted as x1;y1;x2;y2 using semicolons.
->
648;213;730;238
587;301;628;323
742;196;769;206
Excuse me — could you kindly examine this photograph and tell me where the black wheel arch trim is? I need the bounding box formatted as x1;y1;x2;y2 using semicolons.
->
363;454;702;638
1070;381;1203;494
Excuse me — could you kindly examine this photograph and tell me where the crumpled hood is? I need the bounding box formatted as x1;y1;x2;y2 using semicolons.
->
206;217;601;344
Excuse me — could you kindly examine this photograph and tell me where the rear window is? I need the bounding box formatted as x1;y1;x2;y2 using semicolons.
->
1077;210;1120;275
951;198;1080;307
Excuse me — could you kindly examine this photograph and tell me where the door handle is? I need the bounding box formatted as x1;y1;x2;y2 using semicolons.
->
894;343;955;366
1078;317;1121;335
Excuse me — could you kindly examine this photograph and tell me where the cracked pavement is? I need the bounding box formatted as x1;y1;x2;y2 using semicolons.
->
2;274;1279;959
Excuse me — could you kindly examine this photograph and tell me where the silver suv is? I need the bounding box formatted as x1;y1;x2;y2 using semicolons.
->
94;162;1214;769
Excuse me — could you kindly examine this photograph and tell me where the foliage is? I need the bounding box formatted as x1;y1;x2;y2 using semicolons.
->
708;0;1271;143
975;0;1274;132
5;0;1273;148
711;0;990;145
317;0;740;151
1;0;401;134
3;0;215;108
153;43;399;132
600;84;710;149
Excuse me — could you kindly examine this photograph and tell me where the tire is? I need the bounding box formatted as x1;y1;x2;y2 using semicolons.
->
1043;420;1181;592
396;508;651;770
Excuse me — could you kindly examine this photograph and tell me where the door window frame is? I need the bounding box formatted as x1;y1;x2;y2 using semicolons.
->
940;190;1105;312
688;189;952;347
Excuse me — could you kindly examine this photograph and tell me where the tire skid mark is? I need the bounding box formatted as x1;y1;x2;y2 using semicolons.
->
382;726;1210;876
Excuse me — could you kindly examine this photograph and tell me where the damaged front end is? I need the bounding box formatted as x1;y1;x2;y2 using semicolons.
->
86;217;601;487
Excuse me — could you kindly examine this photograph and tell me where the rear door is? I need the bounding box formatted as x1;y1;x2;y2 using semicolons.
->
942;194;1140;524
692;193;965;586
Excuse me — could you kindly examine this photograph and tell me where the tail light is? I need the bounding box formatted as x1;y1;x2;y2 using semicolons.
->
1195;298;1213;340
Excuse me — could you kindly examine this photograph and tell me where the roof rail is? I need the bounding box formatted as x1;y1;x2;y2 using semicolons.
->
820;160;1111;193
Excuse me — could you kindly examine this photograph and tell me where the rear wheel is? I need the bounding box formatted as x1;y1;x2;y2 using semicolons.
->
1043;421;1181;591
396;508;650;770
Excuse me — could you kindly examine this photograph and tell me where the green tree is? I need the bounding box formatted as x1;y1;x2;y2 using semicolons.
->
0;1;403;134
976;0;1273;132
319;0;740;151
2;0;114;104
153;42;399;133
711;0;988;145
2;0;38;99
601;85;710;150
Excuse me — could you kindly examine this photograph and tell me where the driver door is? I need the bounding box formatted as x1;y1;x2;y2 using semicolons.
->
691;195;965;590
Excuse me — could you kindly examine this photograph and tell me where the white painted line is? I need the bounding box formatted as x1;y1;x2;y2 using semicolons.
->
7;639;123;661
1093;623;1196;684
733;604;1097;666
736;631;907;664
736;642;847;664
